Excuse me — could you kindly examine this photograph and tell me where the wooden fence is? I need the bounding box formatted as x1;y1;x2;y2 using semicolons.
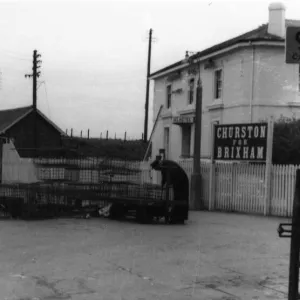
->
141;159;299;218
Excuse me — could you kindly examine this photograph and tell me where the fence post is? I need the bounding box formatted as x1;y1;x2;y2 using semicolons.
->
230;163;236;211
209;123;216;211
264;116;274;216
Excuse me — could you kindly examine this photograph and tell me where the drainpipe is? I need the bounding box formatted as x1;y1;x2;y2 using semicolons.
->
250;45;255;123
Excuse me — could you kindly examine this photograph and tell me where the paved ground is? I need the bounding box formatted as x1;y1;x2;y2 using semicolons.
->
0;211;291;300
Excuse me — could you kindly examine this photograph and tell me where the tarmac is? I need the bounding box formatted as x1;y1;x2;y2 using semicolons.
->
0;211;291;300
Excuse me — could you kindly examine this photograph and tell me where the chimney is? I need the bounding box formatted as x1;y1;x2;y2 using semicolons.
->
268;2;286;38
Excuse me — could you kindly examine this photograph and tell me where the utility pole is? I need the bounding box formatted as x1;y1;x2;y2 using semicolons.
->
25;50;42;155
143;28;153;143
190;59;203;210
25;50;41;110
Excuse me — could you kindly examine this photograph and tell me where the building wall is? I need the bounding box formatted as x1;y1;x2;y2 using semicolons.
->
253;46;300;105
4;111;62;157
151;44;300;168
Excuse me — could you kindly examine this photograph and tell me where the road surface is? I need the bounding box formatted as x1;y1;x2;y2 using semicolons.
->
0;211;291;300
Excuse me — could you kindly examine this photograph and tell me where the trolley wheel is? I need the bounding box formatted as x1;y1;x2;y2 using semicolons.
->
136;206;152;224
164;203;173;224
164;204;186;225
109;203;124;220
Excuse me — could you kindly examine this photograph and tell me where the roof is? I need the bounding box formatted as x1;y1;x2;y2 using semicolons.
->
150;19;300;78
0;105;65;135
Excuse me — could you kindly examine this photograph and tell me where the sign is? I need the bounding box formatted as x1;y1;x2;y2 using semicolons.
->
213;123;268;161
286;26;300;64
172;116;195;125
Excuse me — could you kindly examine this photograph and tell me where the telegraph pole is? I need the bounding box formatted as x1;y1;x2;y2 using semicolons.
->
25;50;42;154
143;28;153;143
189;56;203;210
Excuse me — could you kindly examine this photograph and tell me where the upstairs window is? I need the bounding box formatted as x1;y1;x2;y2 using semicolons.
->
166;85;172;108
214;69;223;99
188;78;195;105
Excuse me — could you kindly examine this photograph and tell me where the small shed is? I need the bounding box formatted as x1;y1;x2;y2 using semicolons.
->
0;105;65;158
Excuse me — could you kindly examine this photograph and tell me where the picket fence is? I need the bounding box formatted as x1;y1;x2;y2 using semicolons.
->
140;159;299;218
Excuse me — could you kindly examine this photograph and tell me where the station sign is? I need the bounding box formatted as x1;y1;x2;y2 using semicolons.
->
172;116;195;125
213;123;268;161
286;26;300;64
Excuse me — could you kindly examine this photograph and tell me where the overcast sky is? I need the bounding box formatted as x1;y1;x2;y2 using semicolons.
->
0;0;299;139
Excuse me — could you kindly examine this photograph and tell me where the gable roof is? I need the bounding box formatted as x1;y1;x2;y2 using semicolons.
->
0;105;65;135
150;19;300;79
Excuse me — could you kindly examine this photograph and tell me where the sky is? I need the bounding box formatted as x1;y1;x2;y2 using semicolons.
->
0;0;299;139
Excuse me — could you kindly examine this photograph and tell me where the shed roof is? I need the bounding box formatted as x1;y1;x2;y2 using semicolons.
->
0;105;65;135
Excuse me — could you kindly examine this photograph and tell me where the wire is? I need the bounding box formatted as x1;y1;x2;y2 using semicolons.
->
43;81;51;119
0;51;31;62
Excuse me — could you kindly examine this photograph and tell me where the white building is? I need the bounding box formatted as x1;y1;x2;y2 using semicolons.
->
149;3;300;180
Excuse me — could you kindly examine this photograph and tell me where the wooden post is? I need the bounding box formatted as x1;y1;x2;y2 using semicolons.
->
80;130;82;138
288;169;300;300
124;131;127;141
106;130;109;140
264;116;274;216
190;81;203;210
87;129;90;139
71;128;73;138
209;123;216;211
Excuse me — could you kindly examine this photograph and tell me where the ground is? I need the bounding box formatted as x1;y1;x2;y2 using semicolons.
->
0;211;291;300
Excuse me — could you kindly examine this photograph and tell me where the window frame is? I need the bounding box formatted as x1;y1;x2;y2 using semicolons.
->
166;84;172;108
188;78;195;105
214;69;223;100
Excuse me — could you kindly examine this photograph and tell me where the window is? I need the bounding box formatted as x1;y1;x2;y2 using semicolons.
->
214;69;223;99
188;78;195;104
181;125;192;157
166;85;172;108
164;127;170;159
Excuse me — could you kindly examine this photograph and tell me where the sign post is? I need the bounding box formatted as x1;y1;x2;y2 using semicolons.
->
283;26;300;300
264;116;274;216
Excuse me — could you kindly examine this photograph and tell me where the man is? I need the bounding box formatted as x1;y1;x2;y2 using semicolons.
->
150;156;189;223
